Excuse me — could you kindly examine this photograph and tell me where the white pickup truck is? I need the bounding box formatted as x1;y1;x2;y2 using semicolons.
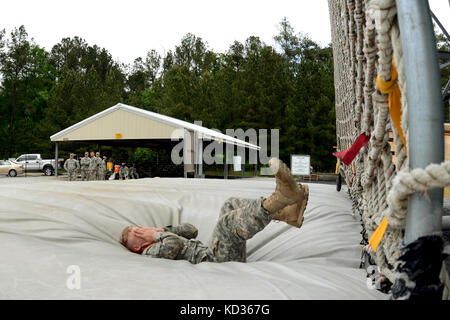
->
13;154;63;176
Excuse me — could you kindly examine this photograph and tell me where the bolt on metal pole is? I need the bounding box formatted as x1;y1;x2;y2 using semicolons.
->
396;0;444;244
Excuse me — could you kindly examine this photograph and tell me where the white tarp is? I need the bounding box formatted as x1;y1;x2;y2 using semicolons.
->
0;177;386;299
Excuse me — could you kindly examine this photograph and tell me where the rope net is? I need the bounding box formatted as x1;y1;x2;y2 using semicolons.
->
327;0;449;297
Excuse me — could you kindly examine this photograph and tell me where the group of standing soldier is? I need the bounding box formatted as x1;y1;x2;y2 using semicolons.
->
64;151;108;181
63;152;139;181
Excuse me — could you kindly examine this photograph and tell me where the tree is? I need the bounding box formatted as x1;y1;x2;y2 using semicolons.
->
0;26;57;157
0;19;337;171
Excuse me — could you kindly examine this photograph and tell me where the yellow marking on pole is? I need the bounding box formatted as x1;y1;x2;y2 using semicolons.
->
335;159;340;174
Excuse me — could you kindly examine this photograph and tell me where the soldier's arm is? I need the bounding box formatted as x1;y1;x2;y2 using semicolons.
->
89;160;96;170
142;232;186;260
64;161;68;170
76;161;80;170
164;223;198;239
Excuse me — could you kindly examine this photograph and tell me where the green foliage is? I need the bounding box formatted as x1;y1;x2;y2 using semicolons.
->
434;24;450;121
0;20;337;171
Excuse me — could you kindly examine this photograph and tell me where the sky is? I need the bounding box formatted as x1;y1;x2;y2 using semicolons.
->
0;0;449;66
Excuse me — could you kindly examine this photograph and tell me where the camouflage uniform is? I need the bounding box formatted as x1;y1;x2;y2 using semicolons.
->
128;166;139;179
88;157;97;181
95;157;103;180
142;197;271;264
63;158;80;181
100;159;107;180
79;157;90;181
119;165;129;180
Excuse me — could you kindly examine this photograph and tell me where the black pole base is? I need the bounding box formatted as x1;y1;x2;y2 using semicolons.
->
391;235;447;300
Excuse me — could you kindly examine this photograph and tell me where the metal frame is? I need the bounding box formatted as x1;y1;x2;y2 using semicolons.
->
396;0;445;244
430;9;450;101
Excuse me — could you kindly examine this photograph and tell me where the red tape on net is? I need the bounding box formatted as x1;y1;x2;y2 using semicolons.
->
333;133;370;166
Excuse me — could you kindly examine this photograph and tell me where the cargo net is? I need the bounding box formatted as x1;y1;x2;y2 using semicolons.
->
328;0;450;298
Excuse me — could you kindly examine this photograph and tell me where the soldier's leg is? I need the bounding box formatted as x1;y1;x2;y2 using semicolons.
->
206;197;271;263
80;170;85;181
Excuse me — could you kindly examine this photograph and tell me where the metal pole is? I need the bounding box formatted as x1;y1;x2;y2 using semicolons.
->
254;149;258;177
224;143;228;180
396;0;444;244
198;138;203;177
55;142;59;178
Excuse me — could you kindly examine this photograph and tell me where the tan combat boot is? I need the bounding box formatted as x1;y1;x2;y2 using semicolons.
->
262;158;306;214
271;184;309;228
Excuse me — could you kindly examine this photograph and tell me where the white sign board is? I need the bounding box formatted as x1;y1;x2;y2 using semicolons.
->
291;155;310;176
233;156;242;171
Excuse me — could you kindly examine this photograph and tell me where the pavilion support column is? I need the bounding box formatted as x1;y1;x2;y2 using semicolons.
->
55;142;59;178
198;137;203;178
184;129;195;178
253;149;258;177
224;159;228;180
224;142;229;180
156;151;159;176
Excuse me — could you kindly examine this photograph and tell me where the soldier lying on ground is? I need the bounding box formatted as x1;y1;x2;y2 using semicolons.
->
119;158;309;264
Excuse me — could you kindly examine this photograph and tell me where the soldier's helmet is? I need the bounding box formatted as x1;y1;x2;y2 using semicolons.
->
122;163;126;166
85;152;89;156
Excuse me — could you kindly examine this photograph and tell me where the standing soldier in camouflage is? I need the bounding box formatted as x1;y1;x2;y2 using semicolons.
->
80;152;90;181
95;152;103;180
119;163;129;180
63;153;80;181
101;156;108;180
128;163;139;179
119;158;309;264
88;151;97;181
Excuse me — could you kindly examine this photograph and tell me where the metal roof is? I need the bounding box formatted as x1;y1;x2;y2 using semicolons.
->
50;103;260;150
